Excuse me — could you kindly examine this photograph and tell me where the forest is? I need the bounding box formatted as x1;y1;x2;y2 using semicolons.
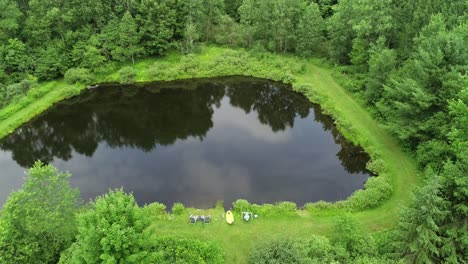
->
0;0;466;263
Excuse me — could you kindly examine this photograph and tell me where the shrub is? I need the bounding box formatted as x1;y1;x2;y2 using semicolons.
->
234;200;297;216
366;159;387;174
249;235;335;264
304;200;333;212
178;54;200;74
171;203;186;216
274;201;297;215
118;66;136;84
346;176;393;211
151;236;225;263
281;71;296;83
249;237;306;264
147;62;171;80
233;199;251;214
0;79;37;108
64;68;94;85
142;202;167;220
333;214;376;261
294;83;313;93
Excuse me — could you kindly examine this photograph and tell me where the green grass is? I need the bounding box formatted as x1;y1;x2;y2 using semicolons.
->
0;46;419;263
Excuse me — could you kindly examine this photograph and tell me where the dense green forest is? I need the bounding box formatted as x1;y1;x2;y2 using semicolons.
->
0;0;466;263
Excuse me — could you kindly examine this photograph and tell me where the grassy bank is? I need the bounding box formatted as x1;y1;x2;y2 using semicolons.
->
0;46;419;263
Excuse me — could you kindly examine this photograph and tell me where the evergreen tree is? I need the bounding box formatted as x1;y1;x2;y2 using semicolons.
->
112;11;143;64
393;171;449;263
135;0;177;56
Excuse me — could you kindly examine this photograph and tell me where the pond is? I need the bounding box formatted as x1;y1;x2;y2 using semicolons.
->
0;77;371;208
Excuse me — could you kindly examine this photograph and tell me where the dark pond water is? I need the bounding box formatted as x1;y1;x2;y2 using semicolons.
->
0;77;371;208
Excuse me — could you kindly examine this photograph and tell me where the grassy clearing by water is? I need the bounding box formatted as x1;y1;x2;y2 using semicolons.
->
0;46;419;263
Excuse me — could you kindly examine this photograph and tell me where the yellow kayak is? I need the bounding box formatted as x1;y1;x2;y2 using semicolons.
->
226;210;234;224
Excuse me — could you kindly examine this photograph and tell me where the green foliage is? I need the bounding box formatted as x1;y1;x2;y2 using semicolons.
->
333;214;376;260
142;202;167;220
171;203;186;216
118;66;137;84
33;44;67;81
0;79;37;108
248;237;310;264
239;0;307;53
347;176;393;211
63;189;159;263
392;170;450;263
233;199;251;213
295;3;325;56
365;45;396;104
249;235;335;263
233;199;297;216
0;161;80;264
150;236;225;263
64;68;94;85
135;0;177;56
1;38;31;81
182;20;200;54
113;12;143;64
71;37;107;71
0;0;22;42
178;54;201;74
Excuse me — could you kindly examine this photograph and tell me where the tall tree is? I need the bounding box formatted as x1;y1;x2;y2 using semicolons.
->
0;0;22;42
135;0;177;56
0;38;31;80
62;189;158;263
393;171;449;264
0;162;80;264
239;0;306;53
112;11;142;64
377;16;467;152
295;2;325;56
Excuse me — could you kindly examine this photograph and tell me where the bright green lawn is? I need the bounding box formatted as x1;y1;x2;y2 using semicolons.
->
0;46;419;263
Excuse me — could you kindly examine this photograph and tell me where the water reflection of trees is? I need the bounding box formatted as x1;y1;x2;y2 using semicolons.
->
0;80;225;167
0;77;369;173
227;80;311;131
311;104;370;174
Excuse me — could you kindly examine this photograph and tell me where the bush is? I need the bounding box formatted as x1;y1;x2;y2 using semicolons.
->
333;214;376;261
151;237;225;264
233;199;251;213
142;202;167;220
0;79;37;108
171;203;186;216
147;62;171;80
347;176;393;211
118;66;136;84
366;159;387;174
249;235;335;264
281;71;296;84
249;237;306;264
274;201;297;215
233;200;297;216
304;200;333;212
178;54;200;74
64;68;94;85
294;83;313;94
